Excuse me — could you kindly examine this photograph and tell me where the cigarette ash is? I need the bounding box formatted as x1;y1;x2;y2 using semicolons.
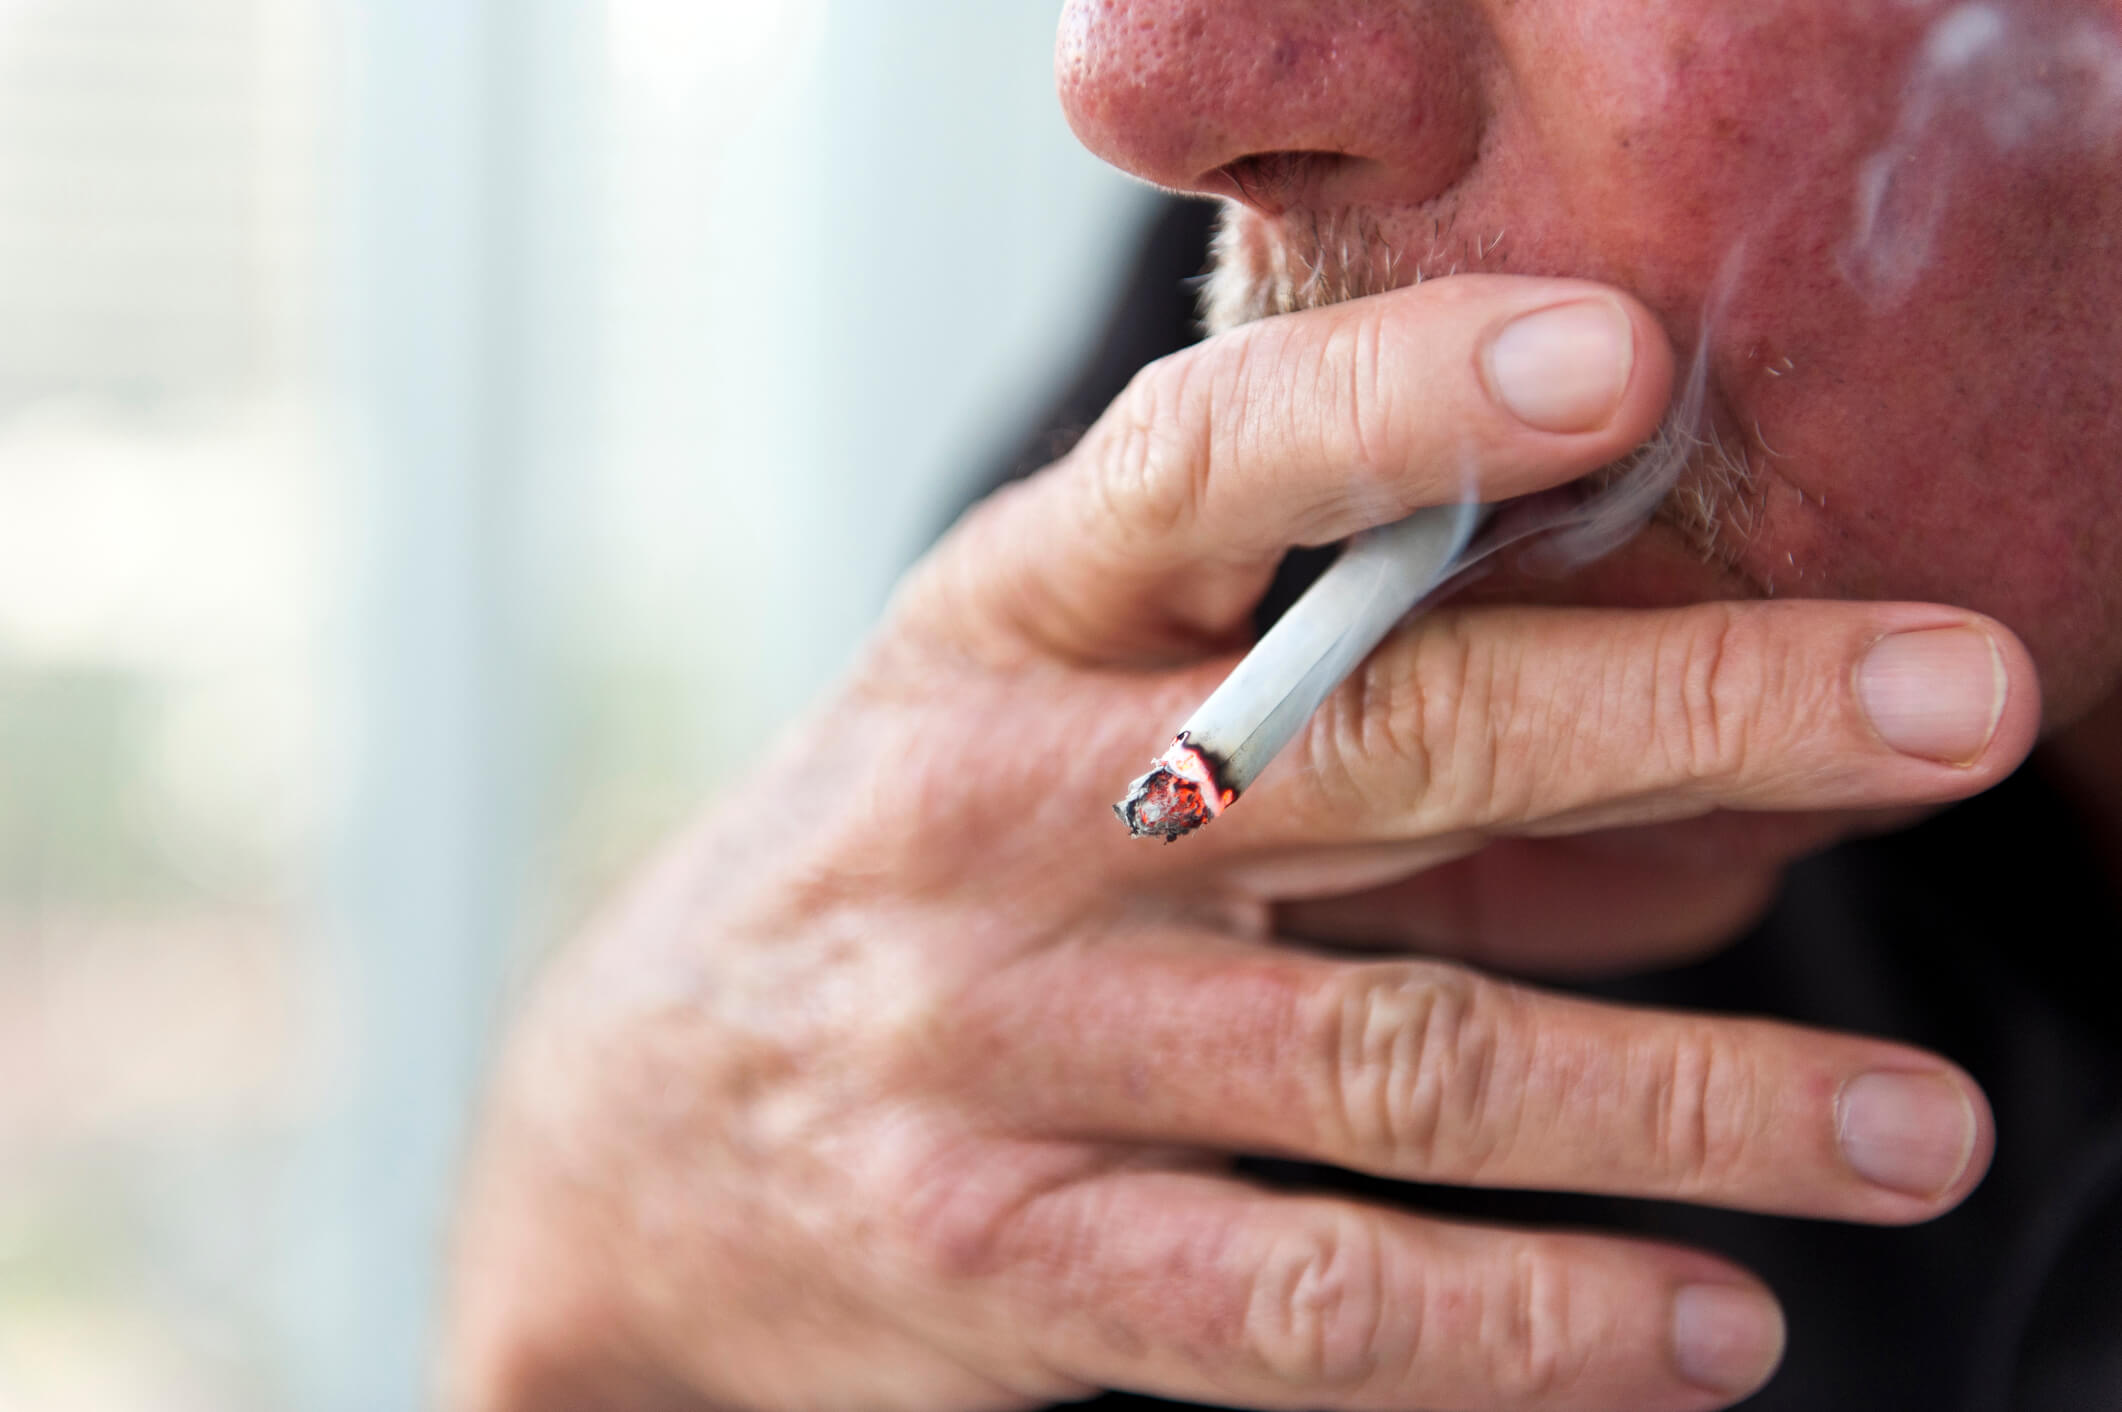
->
1115;733;1235;842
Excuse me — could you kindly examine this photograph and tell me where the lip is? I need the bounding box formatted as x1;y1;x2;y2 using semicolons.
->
1442;370;1807;613
1212;200;1803;609
1455;516;1769;614
1446;364;1793;613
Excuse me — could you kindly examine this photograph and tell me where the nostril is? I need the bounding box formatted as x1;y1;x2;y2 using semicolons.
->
1211;150;1351;215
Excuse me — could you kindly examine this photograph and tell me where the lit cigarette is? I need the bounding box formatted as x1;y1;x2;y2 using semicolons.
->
1115;504;1479;841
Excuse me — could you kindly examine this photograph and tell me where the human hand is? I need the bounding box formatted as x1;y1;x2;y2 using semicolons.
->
445;276;2039;1412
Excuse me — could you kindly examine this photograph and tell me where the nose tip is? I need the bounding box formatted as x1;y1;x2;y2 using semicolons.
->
1056;0;1483;210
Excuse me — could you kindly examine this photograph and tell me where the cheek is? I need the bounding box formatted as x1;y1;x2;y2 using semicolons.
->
1483;2;1919;290
1724;136;2122;715
1465;2;2122;715
1431;16;1877;340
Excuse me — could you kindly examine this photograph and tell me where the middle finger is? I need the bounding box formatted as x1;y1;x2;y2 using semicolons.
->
1177;597;2038;853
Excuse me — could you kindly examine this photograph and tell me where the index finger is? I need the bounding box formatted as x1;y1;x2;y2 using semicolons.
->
897;277;1676;664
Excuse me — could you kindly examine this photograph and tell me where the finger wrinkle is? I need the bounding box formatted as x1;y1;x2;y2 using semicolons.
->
1087;365;1191;553
1344;302;1389;489
1641;1023;1723;1198
1240;1210;1396;1392
1314;965;1511;1178
1671;602;1746;787
1485;1238;1589;1405
1425;614;1512;827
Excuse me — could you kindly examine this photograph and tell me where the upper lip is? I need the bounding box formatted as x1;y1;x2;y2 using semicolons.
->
1225;199;1790;600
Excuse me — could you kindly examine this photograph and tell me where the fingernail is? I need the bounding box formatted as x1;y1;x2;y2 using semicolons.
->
1672;1284;1786;1395
1836;1070;1978;1197
1485;298;1636;433
1856;627;2006;764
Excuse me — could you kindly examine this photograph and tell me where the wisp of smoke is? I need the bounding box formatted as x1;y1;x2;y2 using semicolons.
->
1512;240;1748;577
1202;205;1750;579
1846;1;2122;306
1197;0;2122;579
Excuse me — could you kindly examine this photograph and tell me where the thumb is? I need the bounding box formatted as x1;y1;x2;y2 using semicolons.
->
893;276;1674;666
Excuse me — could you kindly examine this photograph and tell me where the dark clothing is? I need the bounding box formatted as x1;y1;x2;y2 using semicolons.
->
1003;200;2122;1412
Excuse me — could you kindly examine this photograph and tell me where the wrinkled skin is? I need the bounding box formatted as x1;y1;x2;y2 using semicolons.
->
1061;0;2122;712
445;2;2122;1410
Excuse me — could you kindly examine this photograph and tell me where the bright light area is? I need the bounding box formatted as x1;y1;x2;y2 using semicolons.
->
608;0;825;115
0;2;1143;1407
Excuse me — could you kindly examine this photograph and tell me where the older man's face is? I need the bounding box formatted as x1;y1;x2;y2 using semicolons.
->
1058;0;2122;720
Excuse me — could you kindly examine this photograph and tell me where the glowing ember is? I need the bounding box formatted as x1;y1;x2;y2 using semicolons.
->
1114;733;1236;842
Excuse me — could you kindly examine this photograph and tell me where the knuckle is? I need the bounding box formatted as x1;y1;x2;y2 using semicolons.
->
1437;615;1539;824
1642;1022;1756;1194
1324;304;1396;485
1477;1239;1597;1403
1649;604;1761;787
1084;345;1225;549
892;1136;1098;1288
1305;654;1425;822
892;1140;1024;1283
1304;618;1486;827
1309;964;1512;1177
1241;1215;1399;1391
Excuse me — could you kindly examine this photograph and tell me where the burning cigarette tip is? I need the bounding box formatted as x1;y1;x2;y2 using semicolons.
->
1116;767;1215;841
1115;734;1234;842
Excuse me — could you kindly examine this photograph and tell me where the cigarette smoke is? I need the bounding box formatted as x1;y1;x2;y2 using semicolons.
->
1844;1;2122;307
1509;242;1745;577
1198;0;2122;575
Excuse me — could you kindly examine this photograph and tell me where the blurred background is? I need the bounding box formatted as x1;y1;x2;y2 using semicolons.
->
0;1;1146;1407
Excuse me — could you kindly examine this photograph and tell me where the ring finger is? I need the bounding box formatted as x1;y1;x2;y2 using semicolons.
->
958;939;1992;1224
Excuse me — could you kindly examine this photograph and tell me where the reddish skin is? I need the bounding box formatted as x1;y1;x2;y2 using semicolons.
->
446;5;2113;1411
1059;0;2122;719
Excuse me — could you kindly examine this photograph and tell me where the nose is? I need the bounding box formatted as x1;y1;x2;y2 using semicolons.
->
1056;0;1483;213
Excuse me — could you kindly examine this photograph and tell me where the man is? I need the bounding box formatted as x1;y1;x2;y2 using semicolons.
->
446;1;2122;1408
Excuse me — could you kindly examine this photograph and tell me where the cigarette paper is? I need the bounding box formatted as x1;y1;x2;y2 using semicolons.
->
1115;504;1477;840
